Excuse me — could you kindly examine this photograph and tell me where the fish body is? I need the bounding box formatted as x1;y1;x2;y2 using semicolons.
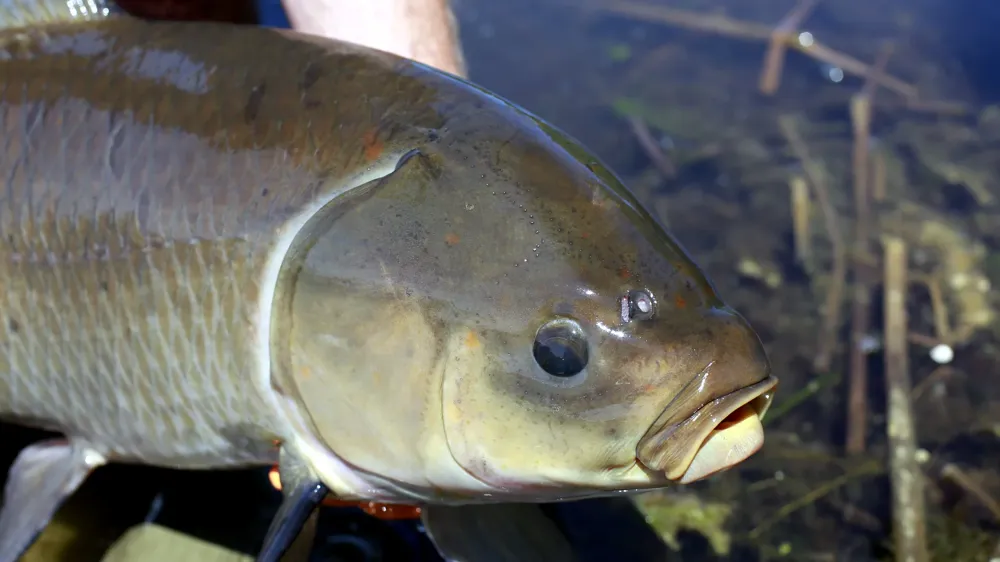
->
0;3;777;561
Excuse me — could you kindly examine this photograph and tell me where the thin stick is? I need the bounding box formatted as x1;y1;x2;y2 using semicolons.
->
882;236;929;562
940;463;1000;522
910;366;958;402
845;43;894;456
871;148;887;202
746;460;882;540
907;332;940;348
846;102;872;456
794;41;917;99
759;0;819;94
588;1;921;99
790;175;812;264
764;370;841;424
590;0;774;40
627;116;676;178
779;115;846;372
925;275;953;343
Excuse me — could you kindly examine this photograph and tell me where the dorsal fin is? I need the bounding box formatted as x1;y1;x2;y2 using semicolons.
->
0;0;125;30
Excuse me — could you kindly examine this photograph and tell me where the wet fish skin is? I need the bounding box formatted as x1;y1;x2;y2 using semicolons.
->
0;4;777;562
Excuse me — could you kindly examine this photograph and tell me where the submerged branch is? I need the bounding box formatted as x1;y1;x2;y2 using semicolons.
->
746;460;883;540
882;236;929;562
778;115;846;372
627;116;676;178
759;0;818;94
846;42;894;456
586;0;946;104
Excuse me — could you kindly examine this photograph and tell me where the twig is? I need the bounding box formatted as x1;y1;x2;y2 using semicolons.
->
585;1;926;100
759;0;819;94
882;235;929;562
778;115;846;372
746;460;883;540
910;366;959;402
627;116;676;178
846;43;894;456
925;275;953;343
907;332;940;348
790;175;812;266
871;147;887;202
793;40;917;99
764;370;841;425
939;463;1000;522
825;496;883;533
587;0;774;40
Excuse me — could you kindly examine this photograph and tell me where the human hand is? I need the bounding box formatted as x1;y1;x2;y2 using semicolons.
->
280;0;467;77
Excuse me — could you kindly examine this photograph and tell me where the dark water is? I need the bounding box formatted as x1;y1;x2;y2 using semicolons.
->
5;0;1000;560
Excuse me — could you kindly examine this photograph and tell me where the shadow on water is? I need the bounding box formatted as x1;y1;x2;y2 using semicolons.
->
3;0;1000;560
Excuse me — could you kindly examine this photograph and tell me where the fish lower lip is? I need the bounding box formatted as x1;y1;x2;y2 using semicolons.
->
635;375;778;482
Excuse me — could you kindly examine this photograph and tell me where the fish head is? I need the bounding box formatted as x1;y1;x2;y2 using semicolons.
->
276;82;776;503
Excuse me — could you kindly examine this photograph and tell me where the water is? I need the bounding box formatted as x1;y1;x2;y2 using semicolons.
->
5;0;1000;560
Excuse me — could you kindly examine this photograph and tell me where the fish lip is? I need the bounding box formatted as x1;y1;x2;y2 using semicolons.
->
635;375;778;481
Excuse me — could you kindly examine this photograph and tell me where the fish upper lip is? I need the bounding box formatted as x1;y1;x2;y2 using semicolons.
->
634;375;778;481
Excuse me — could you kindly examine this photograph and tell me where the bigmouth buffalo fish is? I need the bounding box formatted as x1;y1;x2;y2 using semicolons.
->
0;1;777;561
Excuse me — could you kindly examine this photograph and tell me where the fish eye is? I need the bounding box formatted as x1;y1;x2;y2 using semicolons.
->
532;318;589;378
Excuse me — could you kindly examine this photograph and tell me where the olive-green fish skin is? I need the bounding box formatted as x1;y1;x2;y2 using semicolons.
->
0;18;461;467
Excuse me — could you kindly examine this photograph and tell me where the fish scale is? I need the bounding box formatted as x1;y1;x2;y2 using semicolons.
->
0;35;332;467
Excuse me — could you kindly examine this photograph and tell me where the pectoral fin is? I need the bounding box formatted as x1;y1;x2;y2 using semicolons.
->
421;503;579;562
0;439;106;562
255;446;326;562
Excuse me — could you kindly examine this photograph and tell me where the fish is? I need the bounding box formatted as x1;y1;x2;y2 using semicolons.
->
0;1;778;561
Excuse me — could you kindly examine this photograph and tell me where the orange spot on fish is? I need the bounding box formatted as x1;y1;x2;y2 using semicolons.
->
268;466;421;520
465;330;480;348
445;232;460;246
326;500;423;520
618;266;631;279
362;129;384;162
675;295;687;308
581;232;590;239
298;366;312;380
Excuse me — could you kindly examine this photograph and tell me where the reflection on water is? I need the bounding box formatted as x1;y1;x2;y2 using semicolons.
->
5;0;1000;560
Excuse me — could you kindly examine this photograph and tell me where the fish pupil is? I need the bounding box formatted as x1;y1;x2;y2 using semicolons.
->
533;320;589;377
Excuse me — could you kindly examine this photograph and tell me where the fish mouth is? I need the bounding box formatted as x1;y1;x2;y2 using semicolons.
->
636;375;778;484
